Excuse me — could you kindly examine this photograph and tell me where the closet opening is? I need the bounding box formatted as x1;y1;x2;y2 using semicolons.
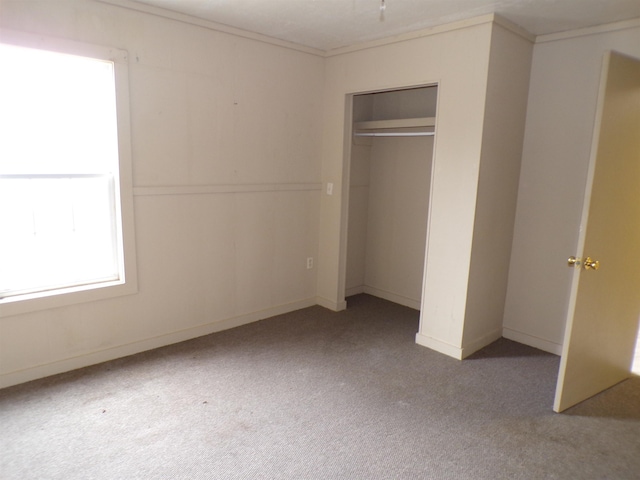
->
342;85;438;313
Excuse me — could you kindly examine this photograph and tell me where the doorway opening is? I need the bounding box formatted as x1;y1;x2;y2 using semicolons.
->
342;85;437;311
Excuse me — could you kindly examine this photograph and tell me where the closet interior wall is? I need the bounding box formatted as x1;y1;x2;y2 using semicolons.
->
346;86;437;310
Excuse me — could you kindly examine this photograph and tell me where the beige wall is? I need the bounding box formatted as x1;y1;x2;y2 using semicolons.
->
0;0;324;387
461;23;533;353
4;0;633;388
317;17;533;359
503;21;640;354
318;21;495;327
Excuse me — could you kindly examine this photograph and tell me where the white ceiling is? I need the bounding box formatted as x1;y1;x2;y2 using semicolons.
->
124;0;640;51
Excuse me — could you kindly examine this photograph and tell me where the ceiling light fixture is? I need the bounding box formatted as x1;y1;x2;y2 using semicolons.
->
380;0;386;21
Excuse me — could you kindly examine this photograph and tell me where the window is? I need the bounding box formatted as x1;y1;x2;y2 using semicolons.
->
0;32;137;316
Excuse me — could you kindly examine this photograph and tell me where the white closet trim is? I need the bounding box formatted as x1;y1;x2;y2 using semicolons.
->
354;131;435;137
353;116;436;138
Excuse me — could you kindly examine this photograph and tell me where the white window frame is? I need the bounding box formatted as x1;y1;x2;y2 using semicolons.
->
0;29;138;317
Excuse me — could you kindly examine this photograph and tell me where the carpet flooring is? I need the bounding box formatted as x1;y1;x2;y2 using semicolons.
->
1;294;639;479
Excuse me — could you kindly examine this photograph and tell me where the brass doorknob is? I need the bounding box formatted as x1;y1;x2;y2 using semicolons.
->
567;256;580;267
583;257;600;270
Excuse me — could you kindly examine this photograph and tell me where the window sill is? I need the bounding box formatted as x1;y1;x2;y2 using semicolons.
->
0;276;137;318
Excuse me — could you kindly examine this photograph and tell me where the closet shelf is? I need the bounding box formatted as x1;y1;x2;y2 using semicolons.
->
353;117;436;138
353;116;435;131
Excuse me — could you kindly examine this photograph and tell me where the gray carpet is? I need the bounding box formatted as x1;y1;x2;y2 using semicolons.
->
1;294;639;479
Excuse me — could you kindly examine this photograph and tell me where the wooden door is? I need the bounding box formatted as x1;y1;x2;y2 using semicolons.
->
554;51;640;413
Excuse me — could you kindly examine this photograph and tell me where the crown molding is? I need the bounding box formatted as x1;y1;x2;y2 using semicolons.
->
536;17;640;44
324;13;534;58
325;14;496;57
492;14;536;43
95;1;637;56
94;3;520;59
95;0;325;56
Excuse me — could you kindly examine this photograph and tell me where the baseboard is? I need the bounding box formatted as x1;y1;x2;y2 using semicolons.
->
416;328;502;360
363;286;421;310
502;327;562;355
461;328;503;359
315;296;347;312
0;297;317;389
415;333;463;360
345;286;365;297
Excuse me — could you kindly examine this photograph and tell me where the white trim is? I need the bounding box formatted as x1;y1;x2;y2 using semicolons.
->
535;17;640;44
0;28;128;63
502;327;562;355
492;14;536;43
0;297;317;389
415;329;504;360
362;286;421;311
415;333;463;360
325;13;534;57
461;328;503;358
315;296;347;312
326;14;493;57
95;0;324;57
94;3;535;58
354;117;436;130
345;286;365;298
133;183;322;197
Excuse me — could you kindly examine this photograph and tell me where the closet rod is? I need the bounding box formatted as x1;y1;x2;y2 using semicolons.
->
353;131;435;137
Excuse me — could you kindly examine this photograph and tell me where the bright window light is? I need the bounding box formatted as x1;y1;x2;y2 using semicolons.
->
0;43;124;300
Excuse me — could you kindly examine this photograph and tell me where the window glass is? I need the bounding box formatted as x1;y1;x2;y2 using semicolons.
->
0;43;124;300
